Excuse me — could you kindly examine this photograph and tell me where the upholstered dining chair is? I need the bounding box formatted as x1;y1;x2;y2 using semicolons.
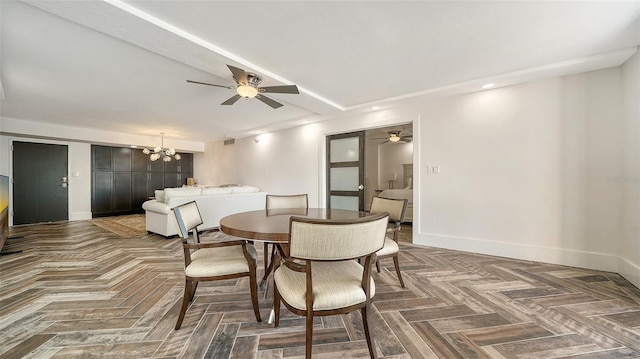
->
264;194;308;274
369;196;408;287
172;201;261;330
273;212;389;359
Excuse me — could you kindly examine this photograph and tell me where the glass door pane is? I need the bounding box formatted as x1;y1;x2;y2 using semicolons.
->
326;131;365;211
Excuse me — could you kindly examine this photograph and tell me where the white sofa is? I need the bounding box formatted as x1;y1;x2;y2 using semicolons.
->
142;186;267;237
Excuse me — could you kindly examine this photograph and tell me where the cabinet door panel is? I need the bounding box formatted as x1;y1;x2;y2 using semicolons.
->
132;172;149;212
92;172;113;214
165;173;190;188
113;148;131;172
148;173;164;196
132;150;149;172
164;158;178;173
149;158;164;173
92;146;112;171
113;172;132;212
179;153;193;173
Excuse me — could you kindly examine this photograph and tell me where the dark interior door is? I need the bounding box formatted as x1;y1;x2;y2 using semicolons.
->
13;142;68;225
326;131;365;211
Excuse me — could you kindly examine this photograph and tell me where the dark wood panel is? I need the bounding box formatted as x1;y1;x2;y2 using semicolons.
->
92;172;113;215
112;148;131;172
92;145;112;171
131;150;149;172
113;172;131;212
92;146;192;216
179;153;193;173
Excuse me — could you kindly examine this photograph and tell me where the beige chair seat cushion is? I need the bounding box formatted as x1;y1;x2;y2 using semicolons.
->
274;260;375;311
186;244;257;277
377;238;399;257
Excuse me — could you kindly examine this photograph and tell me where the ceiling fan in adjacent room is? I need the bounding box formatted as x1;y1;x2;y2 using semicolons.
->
187;65;299;109
376;131;413;144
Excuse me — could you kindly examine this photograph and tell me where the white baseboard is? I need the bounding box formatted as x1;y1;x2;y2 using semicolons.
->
618;256;640;289
70;212;92;221
414;232;620;273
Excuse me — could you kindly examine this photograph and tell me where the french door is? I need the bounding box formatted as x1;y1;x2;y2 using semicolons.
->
326;131;365;211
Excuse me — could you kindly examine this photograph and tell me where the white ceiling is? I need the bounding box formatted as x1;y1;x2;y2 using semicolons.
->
1;0;639;144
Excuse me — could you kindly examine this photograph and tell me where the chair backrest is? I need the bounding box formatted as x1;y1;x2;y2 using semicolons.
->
288;212;388;260
172;201;204;239
266;194;309;210
370;196;407;223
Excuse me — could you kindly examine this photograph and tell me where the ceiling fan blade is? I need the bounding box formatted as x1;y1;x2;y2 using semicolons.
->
186;80;233;89
227;65;248;85
260;85;299;94
221;94;242;105
256;94;283;109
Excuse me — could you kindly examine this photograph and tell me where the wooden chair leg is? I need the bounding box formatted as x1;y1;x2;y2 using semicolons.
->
361;304;378;359
375;259;381;273
392;255;405;288
175;279;191;330
249;270;262;322
305;310;314;359
189;281;198;302
263;243;270;273
273;281;281;328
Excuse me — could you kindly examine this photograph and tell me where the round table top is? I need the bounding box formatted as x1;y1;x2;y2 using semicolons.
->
219;208;367;243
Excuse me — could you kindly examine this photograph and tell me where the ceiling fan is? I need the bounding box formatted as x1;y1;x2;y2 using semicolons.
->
187;65;299;109
375;131;413;144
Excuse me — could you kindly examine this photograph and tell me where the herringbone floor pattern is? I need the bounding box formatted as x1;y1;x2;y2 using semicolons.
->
1;220;639;358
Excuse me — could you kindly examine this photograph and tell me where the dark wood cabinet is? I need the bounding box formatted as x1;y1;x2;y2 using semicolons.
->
92;145;193;216
92;171;113;215
113;172;132;212
91;146;133;216
131;172;164;212
163;153;193;188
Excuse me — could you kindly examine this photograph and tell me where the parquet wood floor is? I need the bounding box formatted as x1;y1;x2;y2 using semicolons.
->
1;220;639;358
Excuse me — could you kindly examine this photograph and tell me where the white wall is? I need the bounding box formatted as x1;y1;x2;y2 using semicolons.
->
417;69;624;273
203;111;418;207
193;141;238;186
621;51;640;287
202;65;638;286
379;143;413;189
364;142;379;210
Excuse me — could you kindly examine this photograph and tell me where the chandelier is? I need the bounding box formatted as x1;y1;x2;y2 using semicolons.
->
142;133;181;162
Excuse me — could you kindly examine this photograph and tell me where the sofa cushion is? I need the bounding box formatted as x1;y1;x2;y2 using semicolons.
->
230;185;260;193
202;187;233;195
164;187;202;202
154;190;165;203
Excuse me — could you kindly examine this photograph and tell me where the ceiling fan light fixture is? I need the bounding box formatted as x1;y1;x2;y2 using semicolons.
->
389;133;401;142
237;85;258;98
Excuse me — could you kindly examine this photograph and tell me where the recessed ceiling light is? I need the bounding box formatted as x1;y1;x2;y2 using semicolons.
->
481;83;495;89
371;106;381;110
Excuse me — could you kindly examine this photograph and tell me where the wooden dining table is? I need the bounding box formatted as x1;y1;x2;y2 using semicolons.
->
219;207;369;243
219;207;370;323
